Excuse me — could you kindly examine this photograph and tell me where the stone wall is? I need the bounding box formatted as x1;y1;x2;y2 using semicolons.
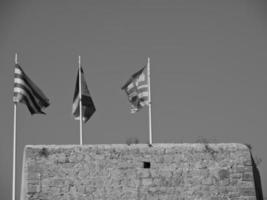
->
20;143;257;200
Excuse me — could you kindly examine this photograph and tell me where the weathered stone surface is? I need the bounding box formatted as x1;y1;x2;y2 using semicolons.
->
20;143;257;200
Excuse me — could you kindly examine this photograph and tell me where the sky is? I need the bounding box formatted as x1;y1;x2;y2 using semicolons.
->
0;0;266;198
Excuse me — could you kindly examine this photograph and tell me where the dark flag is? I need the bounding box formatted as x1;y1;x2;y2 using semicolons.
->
121;67;149;113
72;67;95;122
13;64;50;114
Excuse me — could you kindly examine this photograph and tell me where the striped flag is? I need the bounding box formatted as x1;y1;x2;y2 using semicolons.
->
121;66;149;113
72;67;95;123
13;64;50;114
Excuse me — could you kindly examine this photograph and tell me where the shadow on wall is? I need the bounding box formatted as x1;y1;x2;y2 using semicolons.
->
251;153;264;200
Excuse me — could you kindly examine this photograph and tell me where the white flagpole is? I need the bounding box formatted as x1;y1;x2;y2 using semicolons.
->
12;53;18;200
79;56;83;145
147;57;152;146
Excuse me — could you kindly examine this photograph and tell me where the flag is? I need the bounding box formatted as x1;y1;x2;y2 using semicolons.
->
13;64;50;114
121;66;149;113
72;67;95;123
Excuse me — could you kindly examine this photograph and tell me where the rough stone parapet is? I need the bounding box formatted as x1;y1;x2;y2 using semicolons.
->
20;143;256;200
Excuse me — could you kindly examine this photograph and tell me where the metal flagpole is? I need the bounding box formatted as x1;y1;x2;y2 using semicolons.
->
147;57;152;146
12;53;18;200
79;56;83;145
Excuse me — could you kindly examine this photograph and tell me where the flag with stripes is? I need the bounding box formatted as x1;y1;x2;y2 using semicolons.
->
13;64;50;114
72;67;95;123
121;66;149;113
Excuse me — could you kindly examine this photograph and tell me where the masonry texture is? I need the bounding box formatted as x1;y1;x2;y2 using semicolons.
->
21;143;257;200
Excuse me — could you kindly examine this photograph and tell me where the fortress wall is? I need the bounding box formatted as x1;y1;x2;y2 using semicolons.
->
21;143;256;200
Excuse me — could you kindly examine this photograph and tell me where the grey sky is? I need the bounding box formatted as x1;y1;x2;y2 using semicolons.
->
0;0;266;198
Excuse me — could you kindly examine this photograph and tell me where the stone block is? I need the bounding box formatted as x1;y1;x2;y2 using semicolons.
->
27;184;40;194
240;187;256;196
242;172;254;182
142;178;152;186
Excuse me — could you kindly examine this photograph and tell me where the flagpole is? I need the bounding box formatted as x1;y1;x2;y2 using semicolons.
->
12;53;18;200
79;56;83;145
147;57;152;146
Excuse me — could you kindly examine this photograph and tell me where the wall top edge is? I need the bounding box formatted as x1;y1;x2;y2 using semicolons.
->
24;143;249;151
